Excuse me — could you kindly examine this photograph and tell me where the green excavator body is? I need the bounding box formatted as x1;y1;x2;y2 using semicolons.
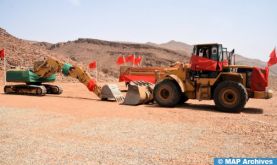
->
6;70;56;83
4;70;62;96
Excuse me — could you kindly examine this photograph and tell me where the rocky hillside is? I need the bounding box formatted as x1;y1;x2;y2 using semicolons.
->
0;28;82;82
36;38;189;79
0;28;67;68
0;28;190;82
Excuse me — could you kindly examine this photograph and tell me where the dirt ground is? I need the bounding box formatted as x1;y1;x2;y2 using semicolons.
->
0;83;276;165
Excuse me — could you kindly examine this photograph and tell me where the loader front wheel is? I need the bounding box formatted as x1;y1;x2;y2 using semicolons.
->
154;79;181;107
179;94;189;104
213;81;248;113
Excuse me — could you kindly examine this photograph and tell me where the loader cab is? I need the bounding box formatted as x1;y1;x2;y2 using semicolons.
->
190;43;229;78
192;43;223;61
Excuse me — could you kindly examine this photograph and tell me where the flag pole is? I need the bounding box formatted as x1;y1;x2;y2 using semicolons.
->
3;52;6;86
96;62;98;82
133;54;135;67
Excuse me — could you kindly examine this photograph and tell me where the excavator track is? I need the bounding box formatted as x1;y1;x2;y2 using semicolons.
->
43;84;63;95
4;84;47;96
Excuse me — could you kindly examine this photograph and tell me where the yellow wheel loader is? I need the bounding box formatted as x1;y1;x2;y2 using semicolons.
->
121;43;273;112
154;43;272;112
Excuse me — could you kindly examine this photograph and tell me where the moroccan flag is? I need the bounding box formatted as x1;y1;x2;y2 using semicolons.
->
89;61;97;69
0;49;4;60
116;55;125;65
134;56;142;65
267;48;277;67
125;54;135;63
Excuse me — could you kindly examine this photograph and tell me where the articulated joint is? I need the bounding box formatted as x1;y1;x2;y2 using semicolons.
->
62;63;73;76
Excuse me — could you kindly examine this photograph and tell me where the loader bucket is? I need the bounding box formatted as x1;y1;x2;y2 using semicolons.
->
101;84;125;103
122;81;154;105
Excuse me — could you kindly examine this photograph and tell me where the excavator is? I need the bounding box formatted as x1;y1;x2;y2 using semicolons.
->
4;57;124;102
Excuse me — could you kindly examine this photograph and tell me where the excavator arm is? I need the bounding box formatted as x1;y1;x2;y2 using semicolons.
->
33;57;123;101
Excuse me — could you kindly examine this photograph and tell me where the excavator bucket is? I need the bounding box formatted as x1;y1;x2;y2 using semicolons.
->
100;84;125;102
122;81;154;105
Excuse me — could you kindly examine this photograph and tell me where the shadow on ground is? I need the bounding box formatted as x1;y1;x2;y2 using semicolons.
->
144;103;220;113
145;102;264;114
42;95;100;101
1;93;264;113
242;107;264;114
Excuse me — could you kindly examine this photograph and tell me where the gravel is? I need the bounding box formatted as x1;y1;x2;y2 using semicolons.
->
0;105;276;165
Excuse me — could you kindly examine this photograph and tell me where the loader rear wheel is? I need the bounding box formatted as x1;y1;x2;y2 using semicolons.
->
213;81;248;113
154;79;181;107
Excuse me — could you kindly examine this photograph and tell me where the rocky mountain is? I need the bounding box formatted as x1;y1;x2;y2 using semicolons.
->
147;40;192;56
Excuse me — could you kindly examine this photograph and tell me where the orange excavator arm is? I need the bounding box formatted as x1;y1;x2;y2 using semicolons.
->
33;57;123;101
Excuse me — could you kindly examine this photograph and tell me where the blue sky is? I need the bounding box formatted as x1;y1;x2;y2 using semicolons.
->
0;0;276;61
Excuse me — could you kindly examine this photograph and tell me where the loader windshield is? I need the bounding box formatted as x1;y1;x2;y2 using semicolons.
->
193;44;220;61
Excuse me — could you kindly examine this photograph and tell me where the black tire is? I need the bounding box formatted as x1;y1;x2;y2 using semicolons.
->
154;79;182;107
179;93;189;104
213;81;248;113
